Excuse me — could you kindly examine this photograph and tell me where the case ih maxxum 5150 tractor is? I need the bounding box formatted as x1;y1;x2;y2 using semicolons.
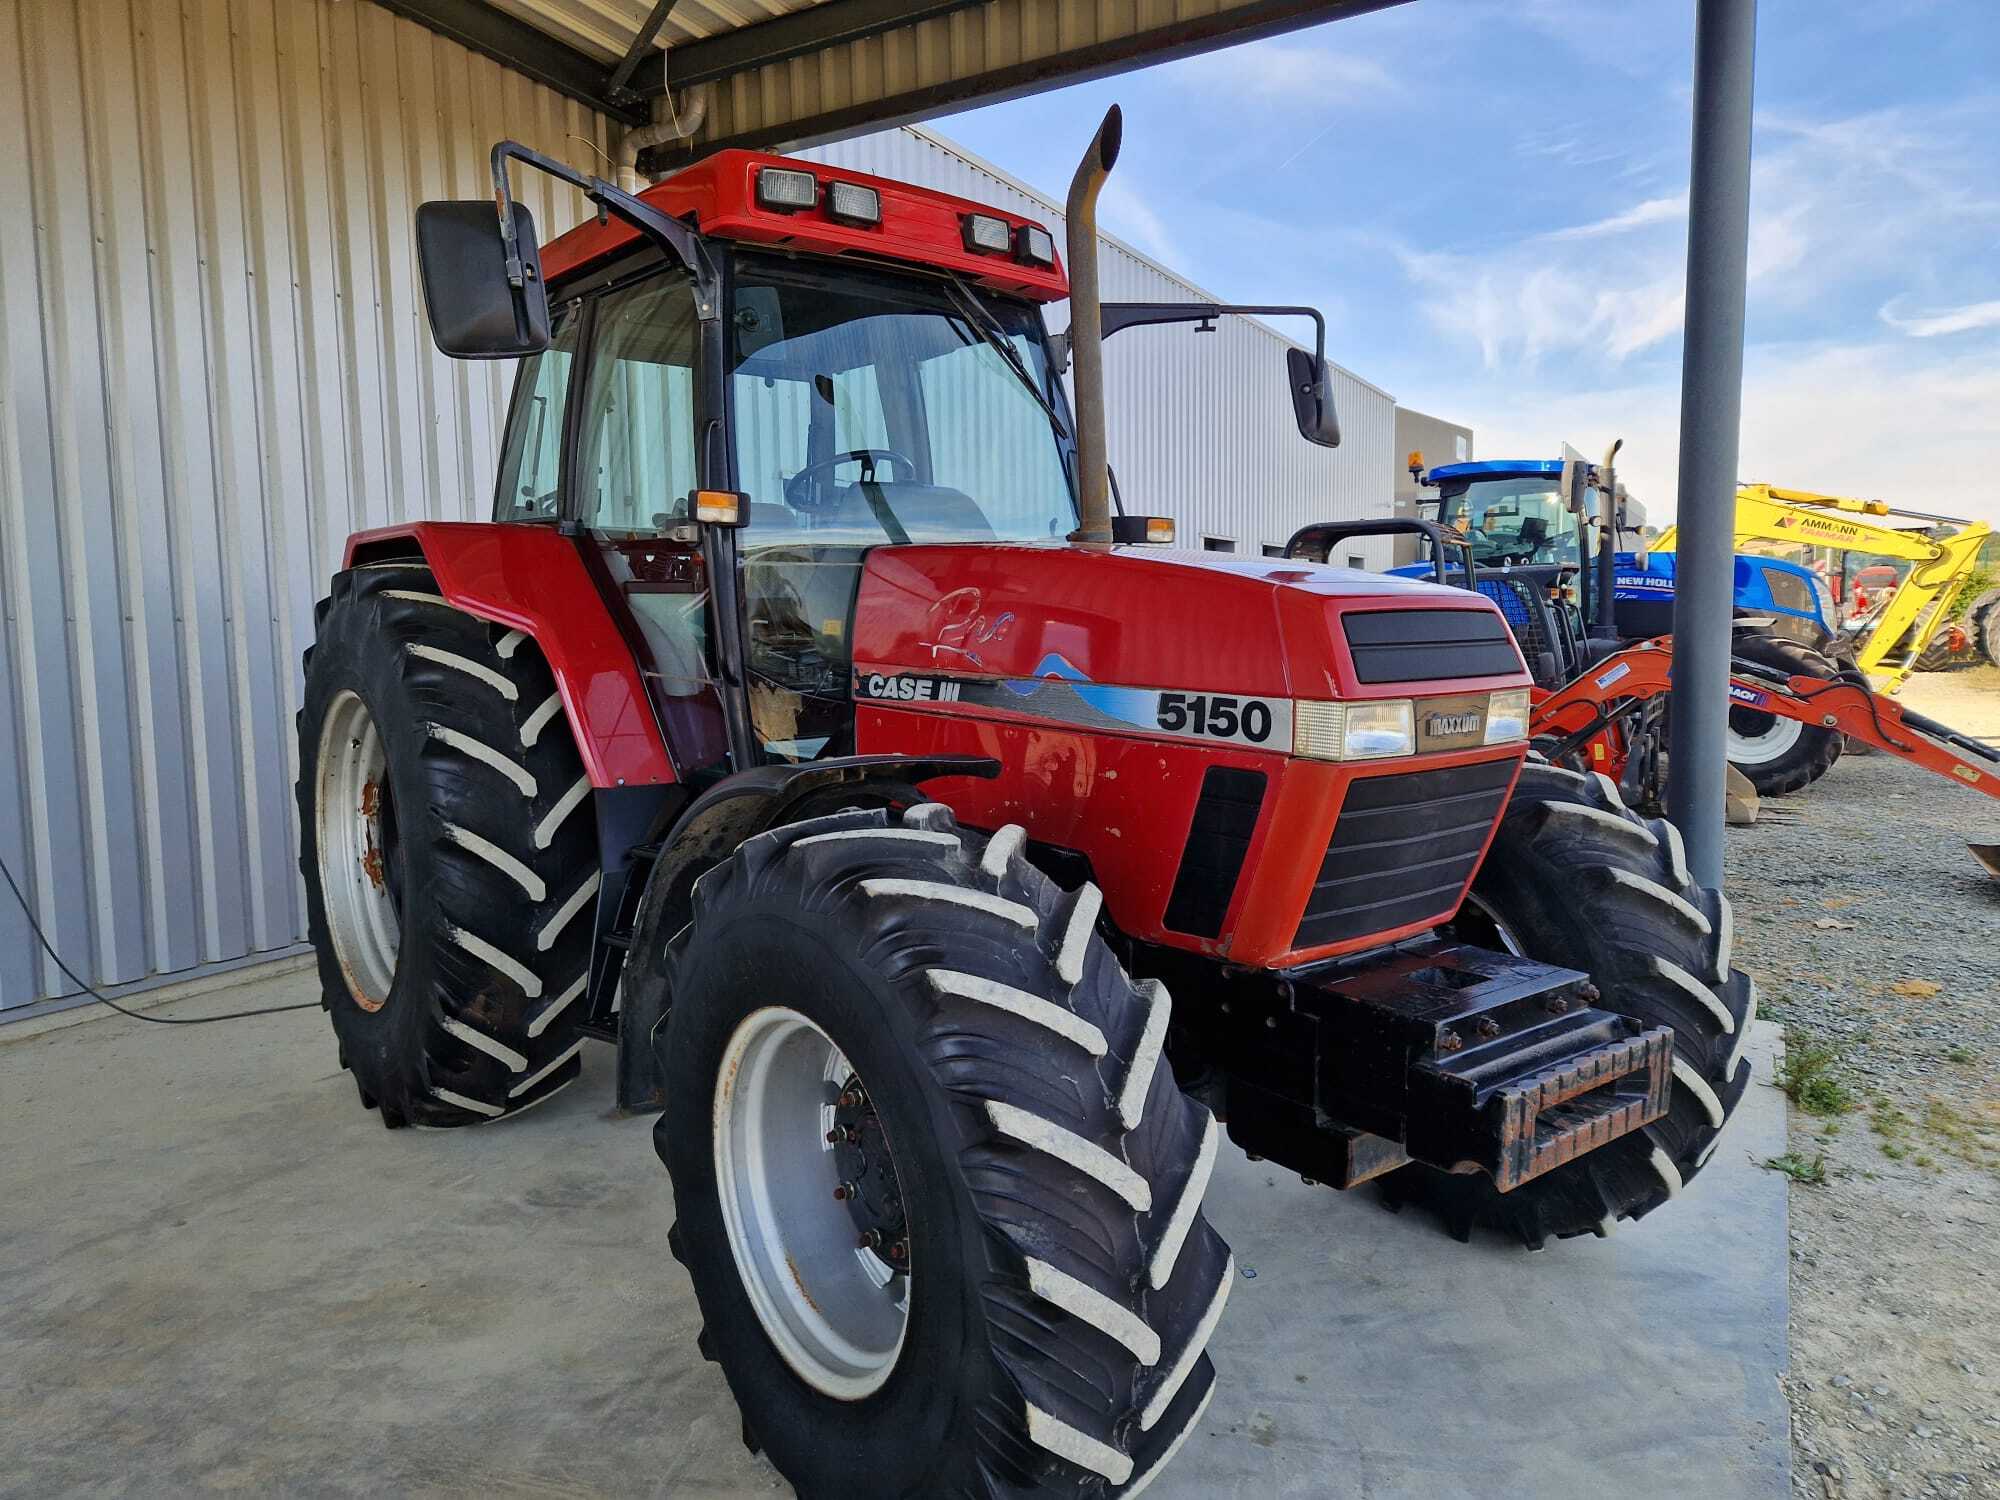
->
299;111;1749;1497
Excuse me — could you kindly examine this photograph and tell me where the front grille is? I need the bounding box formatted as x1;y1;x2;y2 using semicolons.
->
1165;767;1267;937
1343;609;1521;684
1292;756;1516;950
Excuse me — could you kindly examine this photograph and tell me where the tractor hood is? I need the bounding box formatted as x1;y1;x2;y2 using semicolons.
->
850;543;1528;706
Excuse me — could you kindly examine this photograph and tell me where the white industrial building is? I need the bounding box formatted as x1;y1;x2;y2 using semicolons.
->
0;0;1397;1018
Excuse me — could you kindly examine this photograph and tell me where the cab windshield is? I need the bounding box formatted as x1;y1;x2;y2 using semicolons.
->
1435;477;1580;566
729;256;1078;545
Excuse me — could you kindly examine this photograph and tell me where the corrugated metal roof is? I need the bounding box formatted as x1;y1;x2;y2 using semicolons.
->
489;0;831;66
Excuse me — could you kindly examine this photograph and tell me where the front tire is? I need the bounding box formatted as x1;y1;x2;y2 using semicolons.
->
655;805;1231;1498
1727;632;1843;795
1391;763;1755;1247
296;563;597;1127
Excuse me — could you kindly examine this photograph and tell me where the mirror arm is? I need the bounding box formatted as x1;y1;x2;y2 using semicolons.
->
1099;302;1326;366
489;140;717;315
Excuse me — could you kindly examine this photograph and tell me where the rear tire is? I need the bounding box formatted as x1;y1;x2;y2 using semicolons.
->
1912;631;1970;673
655;805;1231;1498
296;563;597;1127
1727;632;1843;795
1390;764;1754;1247
1973;591;2000;669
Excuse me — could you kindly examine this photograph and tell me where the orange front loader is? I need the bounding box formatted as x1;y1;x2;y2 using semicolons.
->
1533;638;2000;877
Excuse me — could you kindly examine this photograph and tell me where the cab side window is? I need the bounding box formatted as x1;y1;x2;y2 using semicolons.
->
493;305;579;521
574;274;700;532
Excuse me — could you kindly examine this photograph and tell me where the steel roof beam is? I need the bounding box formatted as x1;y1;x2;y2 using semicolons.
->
373;0;651;125
607;0;682;105
626;0;990;94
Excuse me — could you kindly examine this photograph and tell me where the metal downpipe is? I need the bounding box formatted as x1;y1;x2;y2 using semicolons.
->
1065;105;1122;544
616;85;710;192
1667;0;1759;887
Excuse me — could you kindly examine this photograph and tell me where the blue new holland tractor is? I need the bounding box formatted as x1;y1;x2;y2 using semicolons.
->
1378;454;1849;795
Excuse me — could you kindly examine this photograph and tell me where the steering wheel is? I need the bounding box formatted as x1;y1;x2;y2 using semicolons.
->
784;448;917;511
1469;534;1537;566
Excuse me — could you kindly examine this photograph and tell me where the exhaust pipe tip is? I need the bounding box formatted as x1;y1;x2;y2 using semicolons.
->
1097;103;1123;174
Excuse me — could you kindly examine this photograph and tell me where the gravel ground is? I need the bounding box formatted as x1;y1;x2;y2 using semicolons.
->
1719;666;2000;1500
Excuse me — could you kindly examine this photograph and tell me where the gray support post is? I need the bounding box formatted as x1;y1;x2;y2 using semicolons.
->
1667;0;1758;888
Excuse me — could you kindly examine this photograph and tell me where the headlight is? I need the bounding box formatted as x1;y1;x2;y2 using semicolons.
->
1483;688;1531;744
1293;700;1414;761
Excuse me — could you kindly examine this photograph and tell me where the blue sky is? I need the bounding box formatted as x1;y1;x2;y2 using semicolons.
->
930;0;2000;525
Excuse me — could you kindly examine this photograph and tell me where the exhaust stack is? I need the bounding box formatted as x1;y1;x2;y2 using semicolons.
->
1065;105;1122;544
1597;437;1624;635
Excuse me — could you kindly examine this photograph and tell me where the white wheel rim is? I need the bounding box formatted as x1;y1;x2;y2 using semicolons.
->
1725;711;1804;767
713;1007;910;1399
314;691;400;1011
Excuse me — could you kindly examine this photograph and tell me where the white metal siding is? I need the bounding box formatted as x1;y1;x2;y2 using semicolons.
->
0;0;607;1013
798;126;1396;560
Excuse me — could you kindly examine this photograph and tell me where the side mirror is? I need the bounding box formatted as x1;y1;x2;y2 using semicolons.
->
1287;349;1341;447
415;200;550;359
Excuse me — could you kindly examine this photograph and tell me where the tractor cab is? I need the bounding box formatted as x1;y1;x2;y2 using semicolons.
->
416;141;1348;788
1426;460;1584;568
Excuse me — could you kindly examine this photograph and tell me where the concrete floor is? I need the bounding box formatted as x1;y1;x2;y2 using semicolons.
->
1;968;1790;1499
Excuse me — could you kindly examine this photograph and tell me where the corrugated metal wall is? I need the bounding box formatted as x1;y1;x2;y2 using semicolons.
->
799;127;1396;558
0;0;607;1014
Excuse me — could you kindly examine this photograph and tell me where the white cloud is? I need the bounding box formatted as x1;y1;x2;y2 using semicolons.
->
1543;194;1688;241
1172;37;1392;103
1097;178;1185;270
1401;337;2000;530
1391;102;1996;372
1879;298;2000;338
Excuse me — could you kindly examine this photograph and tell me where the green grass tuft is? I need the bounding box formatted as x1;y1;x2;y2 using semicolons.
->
1779;1034;1856;1116
1763;1151;1829;1185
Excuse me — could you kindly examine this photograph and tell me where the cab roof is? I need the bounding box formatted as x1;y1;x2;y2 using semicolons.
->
539;149;1069;302
1428;459;1564;481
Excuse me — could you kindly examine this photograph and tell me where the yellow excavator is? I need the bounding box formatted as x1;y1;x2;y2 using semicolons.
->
1650;484;1992;693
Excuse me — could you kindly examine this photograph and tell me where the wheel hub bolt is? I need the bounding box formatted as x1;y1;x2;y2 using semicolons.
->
834;1181;858;1202
859;1228;883;1251
826;1129;842;1145
887;1241;907;1264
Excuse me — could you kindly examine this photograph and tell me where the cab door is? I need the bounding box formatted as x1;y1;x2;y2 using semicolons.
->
566;267;731;778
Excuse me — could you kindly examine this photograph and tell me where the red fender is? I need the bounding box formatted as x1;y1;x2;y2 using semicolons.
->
343;522;675;788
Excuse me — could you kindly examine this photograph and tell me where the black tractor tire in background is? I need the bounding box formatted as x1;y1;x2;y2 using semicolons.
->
1912;631;1972;673
1972;590;2000;669
655;805;1231;1499
296;563;598;1127
1386;763;1755;1248
1726;631;1844;795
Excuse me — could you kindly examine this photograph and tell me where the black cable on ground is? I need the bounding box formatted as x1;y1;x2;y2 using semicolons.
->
0;854;319;1025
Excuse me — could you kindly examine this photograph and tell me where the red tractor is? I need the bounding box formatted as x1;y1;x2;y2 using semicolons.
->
297;111;1749;1498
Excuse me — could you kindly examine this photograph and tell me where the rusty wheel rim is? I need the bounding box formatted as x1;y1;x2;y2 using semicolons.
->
315;690;401;1012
